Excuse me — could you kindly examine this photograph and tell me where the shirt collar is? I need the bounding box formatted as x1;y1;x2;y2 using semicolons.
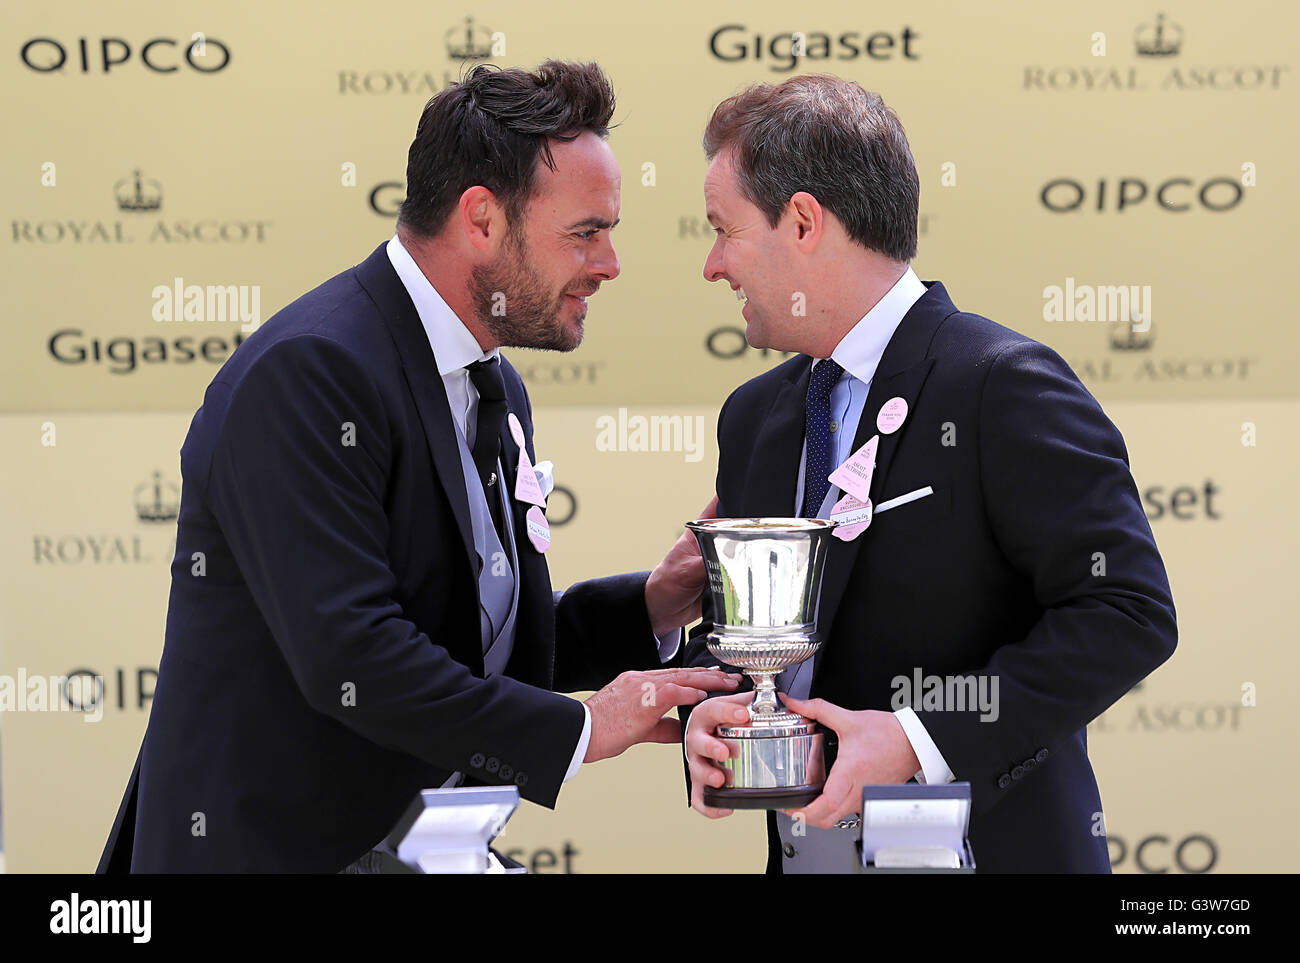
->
386;234;497;376
817;265;927;384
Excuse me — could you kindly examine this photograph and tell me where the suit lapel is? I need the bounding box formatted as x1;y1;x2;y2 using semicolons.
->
499;364;557;688
809;281;955;690
742;362;812;516
811;357;934;652
354;244;477;582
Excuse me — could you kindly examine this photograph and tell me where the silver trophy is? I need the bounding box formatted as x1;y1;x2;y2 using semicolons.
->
685;517;836;809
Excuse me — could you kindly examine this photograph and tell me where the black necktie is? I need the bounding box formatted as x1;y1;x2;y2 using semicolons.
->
800;359;845;518
466;357;508;541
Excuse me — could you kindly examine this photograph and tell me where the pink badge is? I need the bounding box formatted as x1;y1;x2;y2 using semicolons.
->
827;434;879;502
830;493;873;541
514;445;546;507
877;397;908;435
507;412;526;448
525;505;551;552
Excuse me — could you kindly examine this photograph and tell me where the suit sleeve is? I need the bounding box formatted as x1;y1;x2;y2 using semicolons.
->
916;339;1177;817
550;571;669;693
204;334;585;809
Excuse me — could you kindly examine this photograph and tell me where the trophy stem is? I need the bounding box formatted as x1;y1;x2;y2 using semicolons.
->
749;671;781;717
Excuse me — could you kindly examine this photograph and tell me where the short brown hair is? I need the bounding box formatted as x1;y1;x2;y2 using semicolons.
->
399;60;616;237
703;75;918;261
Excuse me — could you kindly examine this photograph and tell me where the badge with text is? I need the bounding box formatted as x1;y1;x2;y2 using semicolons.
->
507;412;526;448
877;397;908;435
827;434;878;502
830;493;873;541
514;446;546;507
525;505;551;552
508;413;547;507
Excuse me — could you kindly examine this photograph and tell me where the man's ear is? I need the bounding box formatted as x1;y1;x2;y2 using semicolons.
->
787;191;824;252
457;186;505;254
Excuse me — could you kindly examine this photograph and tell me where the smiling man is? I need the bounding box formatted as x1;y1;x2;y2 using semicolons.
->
97;60;732;874
681;75;1177;873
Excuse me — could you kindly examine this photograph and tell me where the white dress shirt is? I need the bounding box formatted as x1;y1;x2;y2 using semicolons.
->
386;235;678;783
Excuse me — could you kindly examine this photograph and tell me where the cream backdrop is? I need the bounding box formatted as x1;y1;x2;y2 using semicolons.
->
1;0;1296;872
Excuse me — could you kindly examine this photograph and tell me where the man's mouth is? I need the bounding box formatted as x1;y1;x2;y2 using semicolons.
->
733;286;748;302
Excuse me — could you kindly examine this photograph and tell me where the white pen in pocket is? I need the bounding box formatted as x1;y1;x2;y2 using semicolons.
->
874;486;935;515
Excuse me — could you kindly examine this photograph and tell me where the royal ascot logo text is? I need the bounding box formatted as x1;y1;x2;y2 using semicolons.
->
13;169;272;244
1089;680;1246;734
1068;321;1256;387
708;24;920;72
1024;12;1288;91
33;471;178;565
339;15;502;94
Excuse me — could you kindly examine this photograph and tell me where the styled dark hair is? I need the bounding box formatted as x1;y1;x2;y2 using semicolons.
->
398;60;616;237
703;75;919;261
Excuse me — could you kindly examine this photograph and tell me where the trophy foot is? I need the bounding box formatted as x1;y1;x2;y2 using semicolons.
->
703;784;823;810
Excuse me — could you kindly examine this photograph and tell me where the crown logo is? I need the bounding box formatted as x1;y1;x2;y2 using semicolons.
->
445;16;493;60
1135;13;1183;57
114;169;163;212
135;471;180;523
1110;319;1155;352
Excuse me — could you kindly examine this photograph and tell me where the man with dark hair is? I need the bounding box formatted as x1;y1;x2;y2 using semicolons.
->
682;75;1177;873
97;60;734;873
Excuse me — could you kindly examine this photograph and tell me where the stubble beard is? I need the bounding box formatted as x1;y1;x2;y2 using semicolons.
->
470;228;584;352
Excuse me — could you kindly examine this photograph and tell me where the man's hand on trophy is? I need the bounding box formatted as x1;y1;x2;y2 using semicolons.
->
683;691;753;818
583;667;740;764
775;696;921;829
644;495;719;637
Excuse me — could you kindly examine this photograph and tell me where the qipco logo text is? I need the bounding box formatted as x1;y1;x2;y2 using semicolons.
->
1108;833;1217;874
1040;177;1243;213
705;325;794;361
21;36;231;74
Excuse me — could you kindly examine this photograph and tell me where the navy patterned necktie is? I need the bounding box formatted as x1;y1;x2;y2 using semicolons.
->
800;359;845;518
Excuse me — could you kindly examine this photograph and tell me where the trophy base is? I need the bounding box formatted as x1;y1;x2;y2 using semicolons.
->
705;719;825;810
703;784;822;810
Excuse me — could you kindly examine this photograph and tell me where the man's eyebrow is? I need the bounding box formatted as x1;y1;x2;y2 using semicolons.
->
565;217;620;231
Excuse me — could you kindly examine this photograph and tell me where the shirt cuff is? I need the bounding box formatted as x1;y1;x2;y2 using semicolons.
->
655;626;683;663
564;704;592;782
894;706;955;785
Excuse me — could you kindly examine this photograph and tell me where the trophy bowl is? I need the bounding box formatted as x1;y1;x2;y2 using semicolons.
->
686;518;836;809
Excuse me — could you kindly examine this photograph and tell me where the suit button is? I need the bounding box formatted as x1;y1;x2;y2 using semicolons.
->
1024;758;1037;772
486;757;500;774
1035;748;1049;763
470;753;485;768
782;843;796;858
500;764;514;780
997;773;1011;789
514;772;528;787
1011;765;1025;780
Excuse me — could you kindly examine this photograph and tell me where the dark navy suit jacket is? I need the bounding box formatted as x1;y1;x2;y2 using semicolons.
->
97;243;663;873
684;280;1177;873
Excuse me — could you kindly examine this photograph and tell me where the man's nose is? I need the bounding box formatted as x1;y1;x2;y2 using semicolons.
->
591;235;620;282
703;238;725;283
